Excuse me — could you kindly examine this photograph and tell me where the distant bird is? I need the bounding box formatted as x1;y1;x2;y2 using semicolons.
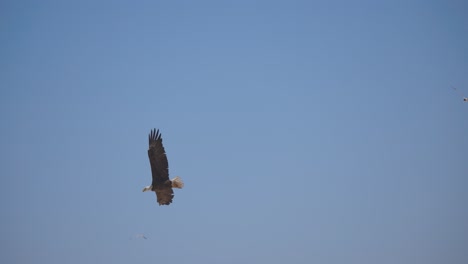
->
451;85;468;102
130;234;148;240
142;129;184;205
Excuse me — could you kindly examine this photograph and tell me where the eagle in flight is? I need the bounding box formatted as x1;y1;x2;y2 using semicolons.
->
142;129;184;205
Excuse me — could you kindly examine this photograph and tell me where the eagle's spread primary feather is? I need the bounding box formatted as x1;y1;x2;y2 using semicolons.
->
143;129;183;205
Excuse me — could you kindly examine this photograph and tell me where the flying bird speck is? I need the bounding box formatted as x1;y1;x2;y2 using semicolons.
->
451;85;468;102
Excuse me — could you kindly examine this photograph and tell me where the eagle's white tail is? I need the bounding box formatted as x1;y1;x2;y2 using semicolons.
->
171;176;184;189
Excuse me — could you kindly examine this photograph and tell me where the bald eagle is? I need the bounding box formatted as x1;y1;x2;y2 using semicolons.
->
142;129;184;205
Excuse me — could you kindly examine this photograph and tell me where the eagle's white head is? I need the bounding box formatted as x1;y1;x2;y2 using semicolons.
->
142;185;152;192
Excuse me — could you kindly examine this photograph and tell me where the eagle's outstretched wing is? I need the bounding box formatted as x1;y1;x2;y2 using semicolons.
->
148;129;175;205
148;129;169;183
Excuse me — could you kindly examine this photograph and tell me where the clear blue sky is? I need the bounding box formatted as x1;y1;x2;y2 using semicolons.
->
1;0;467;263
